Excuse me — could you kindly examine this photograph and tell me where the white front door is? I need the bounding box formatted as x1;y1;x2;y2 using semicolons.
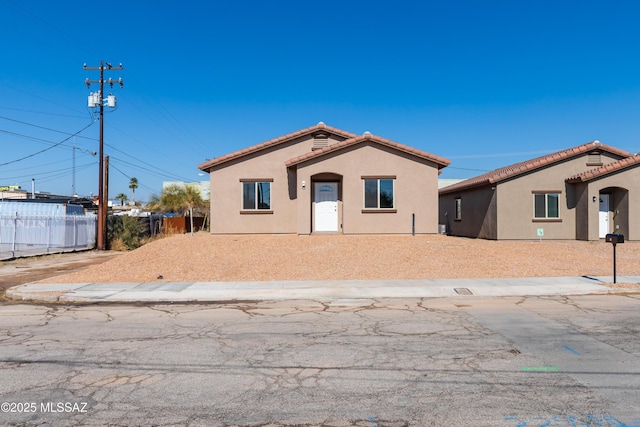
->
314;182;338;232
599;194;610;238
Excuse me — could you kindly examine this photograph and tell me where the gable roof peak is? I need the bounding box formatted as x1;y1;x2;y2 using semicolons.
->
198;123;358;171
285;131;450;169
567;153;640;183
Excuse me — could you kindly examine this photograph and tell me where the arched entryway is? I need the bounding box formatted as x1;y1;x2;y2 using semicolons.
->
598;187;629;238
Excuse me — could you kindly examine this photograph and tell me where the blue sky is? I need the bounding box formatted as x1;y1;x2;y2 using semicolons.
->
1;0;640;201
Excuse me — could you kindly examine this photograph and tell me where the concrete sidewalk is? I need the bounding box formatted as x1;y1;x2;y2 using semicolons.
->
6;276;640;303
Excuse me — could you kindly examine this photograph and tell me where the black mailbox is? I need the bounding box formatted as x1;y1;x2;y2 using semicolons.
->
605;234;624;244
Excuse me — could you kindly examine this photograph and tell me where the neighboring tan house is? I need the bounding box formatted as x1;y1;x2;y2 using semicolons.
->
439;141;639;240
198;122;450;235
566;154;640;240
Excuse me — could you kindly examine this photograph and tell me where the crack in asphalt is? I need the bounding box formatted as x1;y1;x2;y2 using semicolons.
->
1;297;638;426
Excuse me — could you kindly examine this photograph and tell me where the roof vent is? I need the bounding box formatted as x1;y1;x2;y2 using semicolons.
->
363;131;372;138
592;140;601;145
312;132;329;150
317;121;325;127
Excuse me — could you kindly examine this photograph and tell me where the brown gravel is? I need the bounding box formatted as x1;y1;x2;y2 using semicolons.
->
42;233;640;283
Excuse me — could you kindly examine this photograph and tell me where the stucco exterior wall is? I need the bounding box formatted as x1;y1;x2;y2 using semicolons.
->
574;182;589;241
295;143;441;234
582;168;640;241
495;153;623;240
207;134;443;235
207;135;345;234
439;186;497;239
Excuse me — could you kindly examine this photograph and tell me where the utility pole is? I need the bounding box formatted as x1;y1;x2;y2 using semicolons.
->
104;155;110;236
84;61;123;250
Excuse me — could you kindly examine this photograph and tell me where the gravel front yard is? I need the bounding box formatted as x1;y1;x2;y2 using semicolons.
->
44;233;640;283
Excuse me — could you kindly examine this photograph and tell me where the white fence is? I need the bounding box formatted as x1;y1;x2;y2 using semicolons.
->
0;213;97;260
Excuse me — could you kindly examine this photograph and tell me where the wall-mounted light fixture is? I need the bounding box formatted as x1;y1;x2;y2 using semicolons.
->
593;196;597;202
301;180;306;189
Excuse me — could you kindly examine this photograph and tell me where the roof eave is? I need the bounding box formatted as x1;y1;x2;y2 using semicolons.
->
285;134;450;168
199;123;358;171
440;141;634;195
438;178;493;195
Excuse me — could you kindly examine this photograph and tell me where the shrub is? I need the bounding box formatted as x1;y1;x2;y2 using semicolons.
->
107;215;147;250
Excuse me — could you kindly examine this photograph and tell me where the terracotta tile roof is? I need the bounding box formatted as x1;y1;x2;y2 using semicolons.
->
439;141;633;195
566;154;640;182
198;123;358;171
284;131;451;169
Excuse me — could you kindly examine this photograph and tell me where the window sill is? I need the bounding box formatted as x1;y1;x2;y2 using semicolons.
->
240;210;274;215
532;218;562;223
361;209;397;214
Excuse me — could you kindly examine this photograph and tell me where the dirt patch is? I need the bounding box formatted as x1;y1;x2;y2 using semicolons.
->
36;233;640;284
0;251;121;302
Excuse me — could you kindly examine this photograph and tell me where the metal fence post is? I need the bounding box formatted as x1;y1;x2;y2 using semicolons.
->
12;212;17;258
74;215;78;248
47;216;51;254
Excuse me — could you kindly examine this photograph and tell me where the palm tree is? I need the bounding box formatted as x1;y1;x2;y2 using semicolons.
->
146;193;161;212
115;193;128;206
129;177;138;204
149;184;208;215
148;184;210;233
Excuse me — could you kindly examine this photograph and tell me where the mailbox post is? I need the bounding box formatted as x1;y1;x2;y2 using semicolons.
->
605;234;624;283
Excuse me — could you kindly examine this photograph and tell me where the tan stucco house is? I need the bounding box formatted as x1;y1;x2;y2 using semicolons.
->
198;123;450;235
439;141;640;240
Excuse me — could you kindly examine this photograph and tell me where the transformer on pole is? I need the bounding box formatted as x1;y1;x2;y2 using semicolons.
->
83;61;123;250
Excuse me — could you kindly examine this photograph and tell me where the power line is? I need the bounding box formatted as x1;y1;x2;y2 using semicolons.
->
0;82;87;117
0;105;86;119
0;115;96;141
116;93;211;163
29;163;94;184
0;156;93;175
0;161;94;181
445;166;491;172
444;149;563;160
155;101;211;154
0;121;96;166
0;127;96;155
109;162;157;195
108;155;193;182
0;128;68;145
103;137;195;181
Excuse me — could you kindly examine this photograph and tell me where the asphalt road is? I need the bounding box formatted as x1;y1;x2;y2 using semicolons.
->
1;295;639;426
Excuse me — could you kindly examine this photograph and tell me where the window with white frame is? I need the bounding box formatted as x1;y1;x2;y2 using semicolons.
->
363;177;395;209
242;180;271;210
533;192;559;219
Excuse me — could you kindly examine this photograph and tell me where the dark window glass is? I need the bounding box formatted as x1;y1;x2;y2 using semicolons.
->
379;179;394;208
243;182;255;210
364;179;378;208
547;193;559;218
534;194;546;218
257;182;270;210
